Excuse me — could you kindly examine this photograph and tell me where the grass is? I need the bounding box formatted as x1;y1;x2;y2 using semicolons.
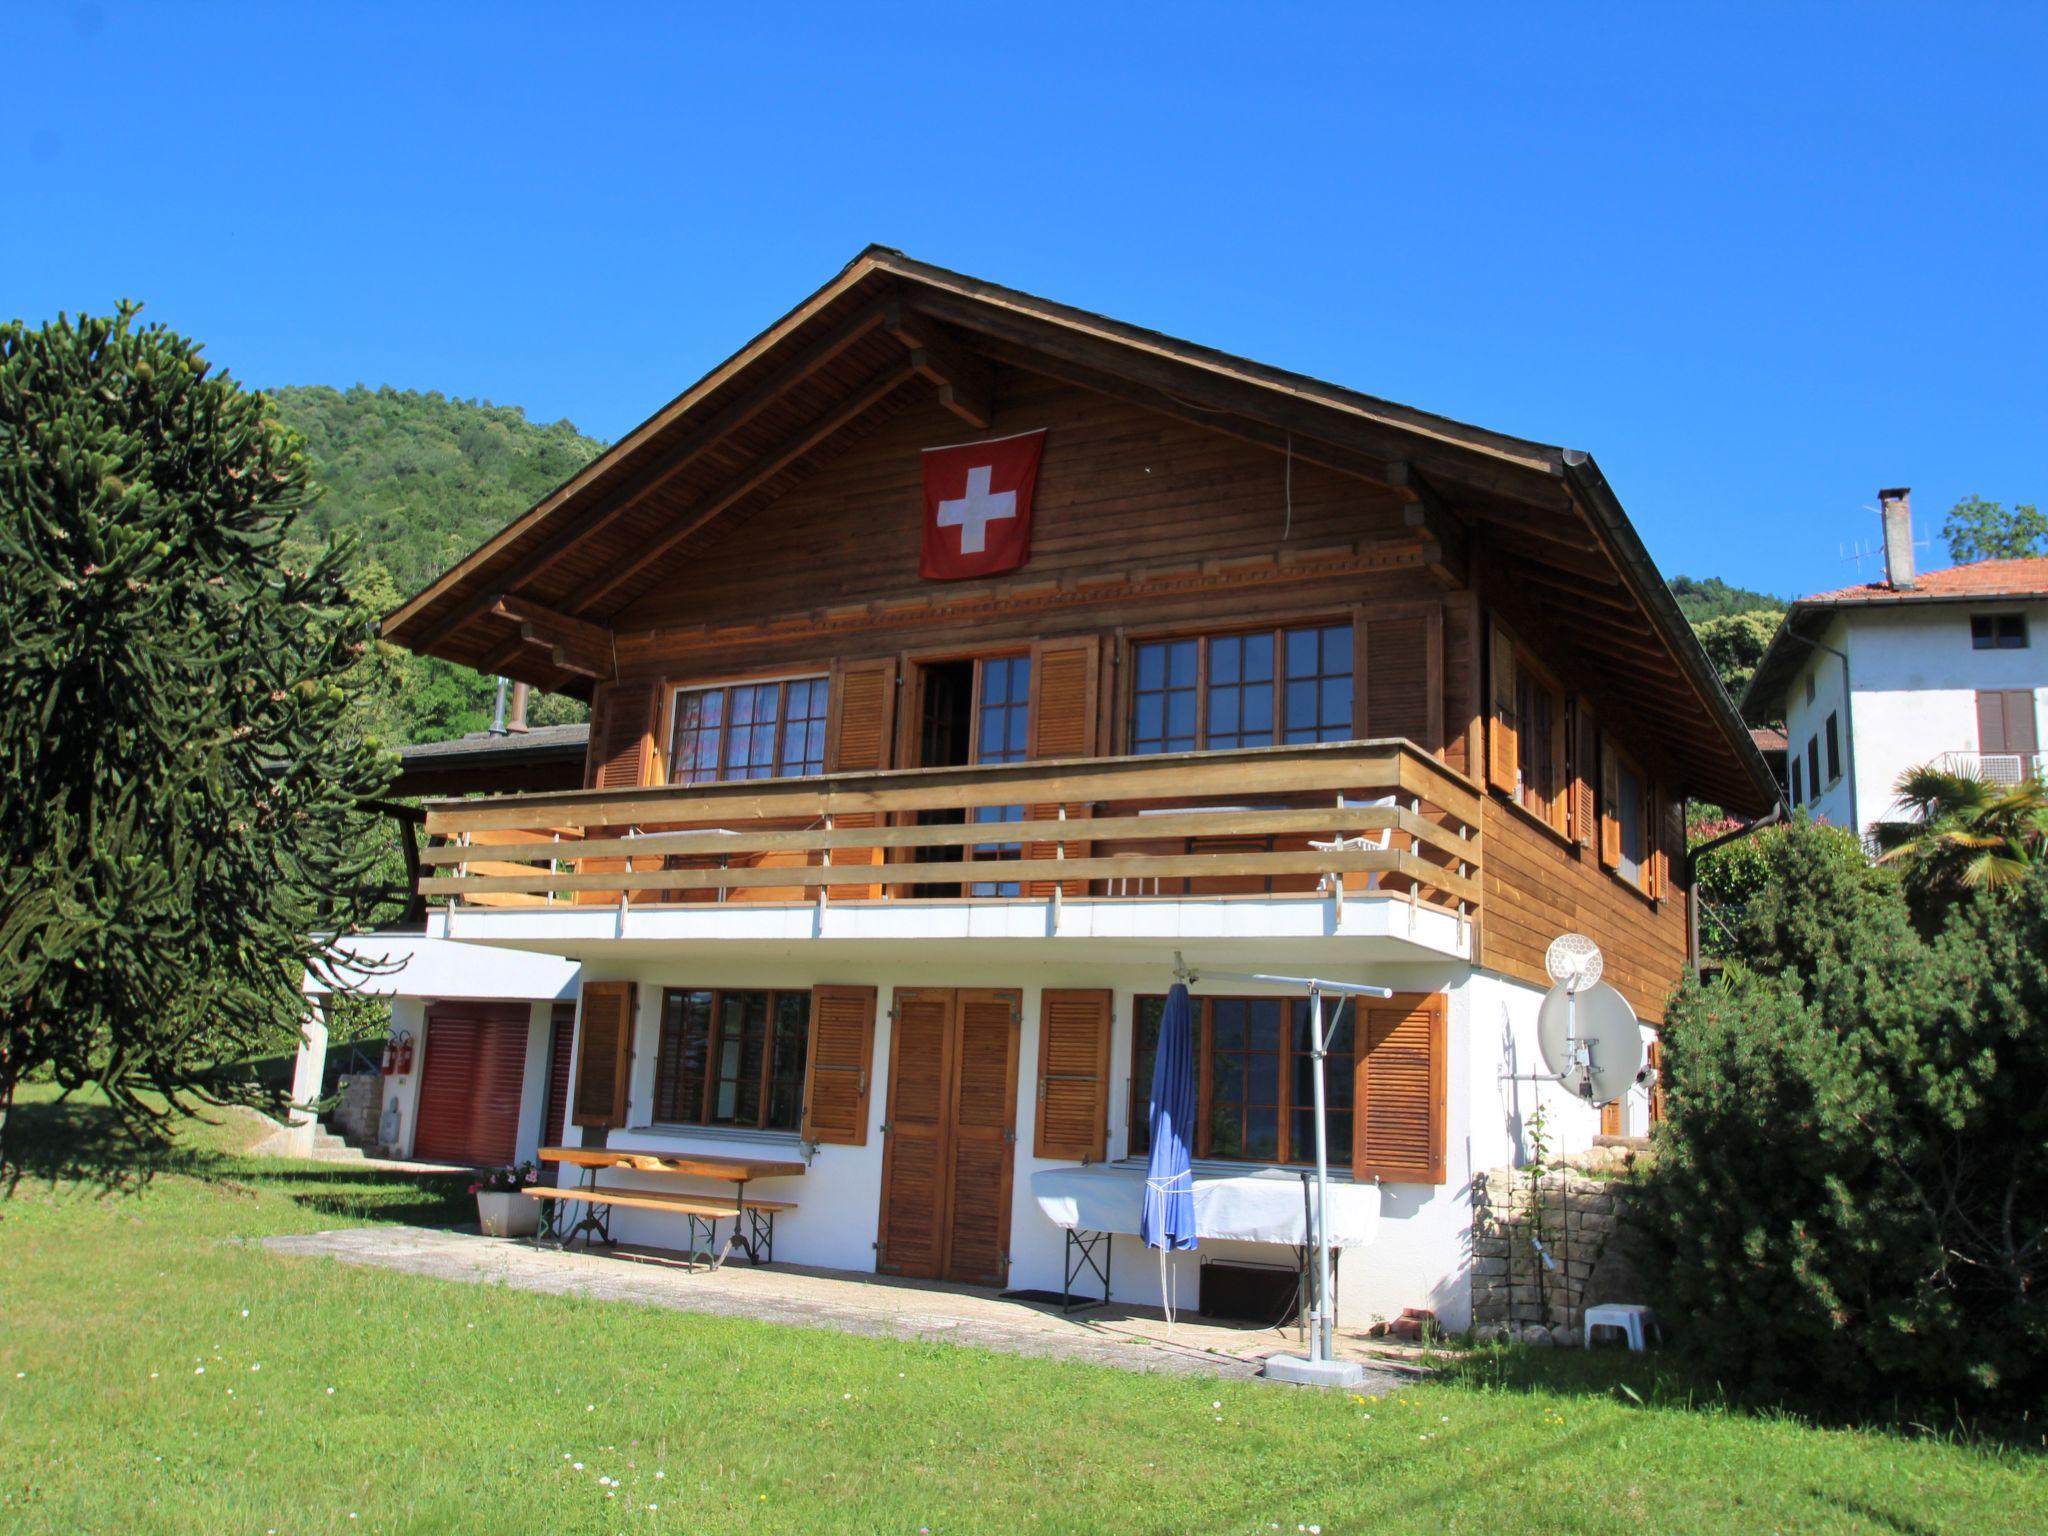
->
1;1086;2042;1535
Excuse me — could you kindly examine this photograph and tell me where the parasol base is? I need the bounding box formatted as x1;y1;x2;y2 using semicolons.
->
1263;1353;1367;1389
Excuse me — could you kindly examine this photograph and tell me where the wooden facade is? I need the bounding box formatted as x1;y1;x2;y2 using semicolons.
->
393;250;1772;1034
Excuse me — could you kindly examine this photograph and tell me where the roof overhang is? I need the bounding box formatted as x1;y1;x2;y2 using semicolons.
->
382;246;1777;815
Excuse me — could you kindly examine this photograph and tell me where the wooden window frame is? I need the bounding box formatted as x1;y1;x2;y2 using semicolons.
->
1970;613;2028;651
1118;615;1357;757
1601;739;1657;897
1488;619;1571;839
1128;994;1357;1168
659;671;830;787
651;986;810;1134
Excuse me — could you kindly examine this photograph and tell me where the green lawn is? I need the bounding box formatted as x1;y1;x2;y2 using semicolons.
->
1;1087;2041;1535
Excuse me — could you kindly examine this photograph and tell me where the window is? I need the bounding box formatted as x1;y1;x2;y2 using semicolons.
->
1129;995;1354;1166
1488;622;1571;835
1971;614;2028;650
668;676;829;784
1790;754;1803;806
969;654;1032;896
1129;624;1352;754
1824;712;1841;783
1804;671;1817;705
652;988;810;1132
1615;754;1648;886
1807;737;1821;801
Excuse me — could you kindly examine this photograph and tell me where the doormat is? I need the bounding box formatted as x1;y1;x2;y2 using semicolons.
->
996;1289;1073;1307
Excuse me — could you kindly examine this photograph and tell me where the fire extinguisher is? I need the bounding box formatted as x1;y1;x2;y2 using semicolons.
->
382;1031;415;1077
394;1031;415;1077
380;1035;399;1076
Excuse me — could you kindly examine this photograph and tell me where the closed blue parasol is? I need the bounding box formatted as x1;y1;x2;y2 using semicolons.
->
1141;983;1199;1255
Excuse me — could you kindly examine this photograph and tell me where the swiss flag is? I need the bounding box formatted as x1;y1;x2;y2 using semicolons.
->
920;429;1046;581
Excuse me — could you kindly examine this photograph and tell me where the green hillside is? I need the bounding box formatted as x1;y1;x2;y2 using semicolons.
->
269;386;605;745
1668;573;1783;622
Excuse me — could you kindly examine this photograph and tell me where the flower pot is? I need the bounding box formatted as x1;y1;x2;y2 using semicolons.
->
476;1189;540;1238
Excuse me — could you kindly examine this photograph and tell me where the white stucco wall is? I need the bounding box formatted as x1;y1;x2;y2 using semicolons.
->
547;954;1635;1335
1781;602;2048;840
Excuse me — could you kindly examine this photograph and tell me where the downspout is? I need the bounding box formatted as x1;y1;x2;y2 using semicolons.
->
1683;802;1785;970
1778;626;1857;836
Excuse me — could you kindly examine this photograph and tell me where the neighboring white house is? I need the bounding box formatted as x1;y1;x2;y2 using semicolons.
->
1746;489;2047;843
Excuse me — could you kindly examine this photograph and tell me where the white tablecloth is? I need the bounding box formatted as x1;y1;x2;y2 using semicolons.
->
1030;1163;1380;1248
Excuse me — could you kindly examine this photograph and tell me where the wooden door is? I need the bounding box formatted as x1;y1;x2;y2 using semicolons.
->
876;986;1022;1285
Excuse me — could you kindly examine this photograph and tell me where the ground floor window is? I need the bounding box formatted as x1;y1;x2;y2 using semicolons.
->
652;988;810;1131
1129;994;1354;1165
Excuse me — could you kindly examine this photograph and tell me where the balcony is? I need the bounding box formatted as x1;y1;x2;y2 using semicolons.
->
1935;751;2047;787
415;740;1482;962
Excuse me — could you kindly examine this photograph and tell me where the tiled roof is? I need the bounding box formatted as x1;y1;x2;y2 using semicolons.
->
1749;726;1788;753
1800;557;2048;604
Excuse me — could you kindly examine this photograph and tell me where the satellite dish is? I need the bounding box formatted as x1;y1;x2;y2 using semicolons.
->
1536;980;1643;1106
1545;932;1604;991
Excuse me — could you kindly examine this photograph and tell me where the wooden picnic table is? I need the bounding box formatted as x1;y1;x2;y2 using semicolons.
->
535;1145;805;1265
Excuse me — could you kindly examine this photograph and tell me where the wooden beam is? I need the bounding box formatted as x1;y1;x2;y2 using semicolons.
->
574;360;917;614
410;302;892;652
491;595;615;679
1387;462;1469;590
909;290;1572;508
884;301;995;428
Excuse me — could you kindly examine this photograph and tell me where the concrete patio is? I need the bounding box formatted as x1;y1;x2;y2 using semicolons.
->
262;1225;1424;1390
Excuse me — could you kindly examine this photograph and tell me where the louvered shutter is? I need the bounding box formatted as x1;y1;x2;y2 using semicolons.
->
1026;637;1099;897
946;988;1021;1285
571;981;635;1129
1353;994;1446;1183
1572;699;1598;849
577;682;658;904
800;984;876;1145
826;659;897;898
1034;989;1111;1161
1599;740;1621;869
1487;622;1518;792
543;1002;576;1148
877;989;953;1276
1358;608;1443;751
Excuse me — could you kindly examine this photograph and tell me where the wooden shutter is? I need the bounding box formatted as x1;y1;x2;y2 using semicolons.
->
876;988;953;1276
800;984;876;1145
1357;606;1443;751
1571;698;1598;849
1026;637;1099;897
1352;993;1446;1183
1599;739;1622;869
586;681;655;790
1655;790;1684;902
1978;689;2038;756
826;659;897;898
945;988;1021;1285
1034;988;1112;1161
1487;622;1518;792
571;981;635;1129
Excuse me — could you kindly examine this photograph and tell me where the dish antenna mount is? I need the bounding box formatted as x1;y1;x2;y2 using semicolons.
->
1511;934;1645;1106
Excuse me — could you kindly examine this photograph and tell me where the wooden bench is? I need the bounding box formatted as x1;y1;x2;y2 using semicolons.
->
534;1147;805;1267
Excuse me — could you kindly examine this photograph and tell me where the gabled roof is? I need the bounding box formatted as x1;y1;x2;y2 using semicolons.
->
1743;558;2048;715
380;245;1777;814
388;723;589;799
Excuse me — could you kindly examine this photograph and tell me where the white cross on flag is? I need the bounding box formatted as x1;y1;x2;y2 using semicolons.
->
920;429;1046;581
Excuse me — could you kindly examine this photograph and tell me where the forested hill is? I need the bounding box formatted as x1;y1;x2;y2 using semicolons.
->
1668;574;1783;622
270;385;605;743
271;385;605;596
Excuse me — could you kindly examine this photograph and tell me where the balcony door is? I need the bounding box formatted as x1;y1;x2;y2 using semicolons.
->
876;987;1021;1285
905;654;1031;896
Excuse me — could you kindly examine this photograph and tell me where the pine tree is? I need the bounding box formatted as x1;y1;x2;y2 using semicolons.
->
0;306;397;1160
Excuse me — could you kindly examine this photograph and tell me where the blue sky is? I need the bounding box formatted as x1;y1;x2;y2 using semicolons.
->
7;2;2044;600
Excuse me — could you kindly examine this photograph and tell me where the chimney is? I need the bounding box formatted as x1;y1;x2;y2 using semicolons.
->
1879;486;1915;590
508;680;531;734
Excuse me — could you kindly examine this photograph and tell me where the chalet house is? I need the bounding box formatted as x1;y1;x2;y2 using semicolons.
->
1745;490;2047;843
370;248;1773;1330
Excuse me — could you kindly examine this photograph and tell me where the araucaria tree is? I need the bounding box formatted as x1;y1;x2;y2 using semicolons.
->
0;306;395;1159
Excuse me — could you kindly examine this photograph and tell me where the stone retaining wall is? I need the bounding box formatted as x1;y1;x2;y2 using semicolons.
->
1469;1147;1646;1346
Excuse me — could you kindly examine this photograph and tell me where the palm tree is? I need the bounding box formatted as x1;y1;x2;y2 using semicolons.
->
1871;766;2048;901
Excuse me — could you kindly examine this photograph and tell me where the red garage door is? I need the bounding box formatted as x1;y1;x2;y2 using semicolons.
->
413;1003;531;1166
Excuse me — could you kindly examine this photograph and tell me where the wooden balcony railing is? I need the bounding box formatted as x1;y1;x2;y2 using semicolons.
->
416;739;1483;921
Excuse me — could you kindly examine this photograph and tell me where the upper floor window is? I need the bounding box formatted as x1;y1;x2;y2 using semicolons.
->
1600;739;1657;895
1129;624;1353;754
1790;754;1803;806
669;676;829;784
1972;614;2028;650
652;988;810;1132
1488;621;1569;835
1824;712;1841;783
